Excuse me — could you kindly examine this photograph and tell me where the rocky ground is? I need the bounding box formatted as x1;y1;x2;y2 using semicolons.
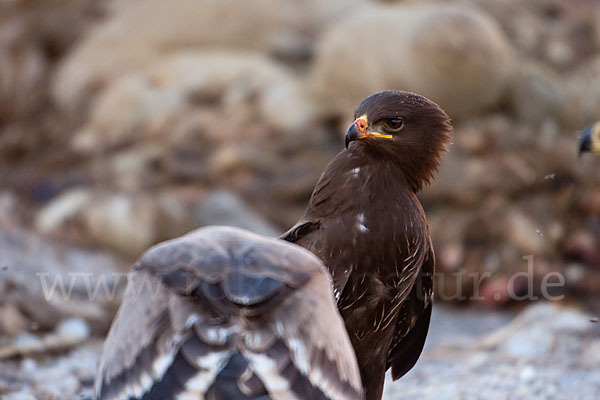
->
385;304;600;400
1;0;599;307
2;280;598;399
1;0;600;398
1;225;598;399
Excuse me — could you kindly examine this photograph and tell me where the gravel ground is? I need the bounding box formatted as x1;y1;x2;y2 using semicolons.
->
384;303;600;400
2;301;597;399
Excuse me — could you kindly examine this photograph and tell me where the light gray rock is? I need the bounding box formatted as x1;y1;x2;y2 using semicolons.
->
34;187;281;258
194;190;279;237
35;189;163;258
35;188;201;259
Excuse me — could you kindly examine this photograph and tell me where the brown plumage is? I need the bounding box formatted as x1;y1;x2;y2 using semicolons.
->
94;226;363;400
282;90;452;400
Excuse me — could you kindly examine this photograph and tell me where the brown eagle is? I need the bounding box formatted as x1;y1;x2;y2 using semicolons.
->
282;90;452;399
94;226;363;400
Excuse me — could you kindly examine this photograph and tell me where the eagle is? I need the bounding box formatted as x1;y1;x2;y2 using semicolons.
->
579;121;600;155
94;226;363;400
282;90;451;399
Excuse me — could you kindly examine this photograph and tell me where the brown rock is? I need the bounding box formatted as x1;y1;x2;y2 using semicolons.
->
51;0;360;110
72;51;313;153
35;188;198;258
561;55;600;128
477;0;599;71
0;19;46;122
310;3;516;120
578;188;600;216
504;209;546;255
0;303;28;337
508;61;563;125
82;192;162;258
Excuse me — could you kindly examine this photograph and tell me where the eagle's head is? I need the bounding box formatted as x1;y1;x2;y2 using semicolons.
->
345;90;452;191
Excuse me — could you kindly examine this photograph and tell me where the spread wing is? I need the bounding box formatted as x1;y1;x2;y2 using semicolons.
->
95;226;363;400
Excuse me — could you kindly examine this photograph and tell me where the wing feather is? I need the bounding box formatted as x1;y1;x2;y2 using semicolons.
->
95;227;363;400
386;244;434;380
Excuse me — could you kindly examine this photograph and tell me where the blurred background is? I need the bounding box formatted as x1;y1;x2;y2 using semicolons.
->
1;0;599;398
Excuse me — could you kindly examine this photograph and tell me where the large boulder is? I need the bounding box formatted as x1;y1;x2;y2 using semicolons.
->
51;0;360;111
507;61;563;126
0;0;102;124
560;55;600;129
310;3;516;120
35;188;196;258
62;50;328;228
34;187;279;258
72;51;313;152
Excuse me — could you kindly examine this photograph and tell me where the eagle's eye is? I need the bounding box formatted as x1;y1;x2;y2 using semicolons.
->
384;118;403;132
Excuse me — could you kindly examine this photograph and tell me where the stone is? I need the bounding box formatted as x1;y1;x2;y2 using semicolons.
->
34;186;286;258
0;303;28;337
476;0;600;71
0;318;90;359
194;190;279;237
561;55;600;129
0;191;19;226
34;188;201;258
34;189;92;234
508;61;563;126
51;0;360;110
71;51;313;153
55;318;90;342
82;192;161;258
0;18;46;122
310;3;516;120
504;209;546;254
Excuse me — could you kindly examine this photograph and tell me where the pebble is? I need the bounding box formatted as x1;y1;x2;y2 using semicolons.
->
56;318;90;341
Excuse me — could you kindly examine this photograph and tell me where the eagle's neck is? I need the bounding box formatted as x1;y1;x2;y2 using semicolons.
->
306;147;420;224
345;144;427;195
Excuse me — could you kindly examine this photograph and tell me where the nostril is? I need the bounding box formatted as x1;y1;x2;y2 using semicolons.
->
355;119;367;132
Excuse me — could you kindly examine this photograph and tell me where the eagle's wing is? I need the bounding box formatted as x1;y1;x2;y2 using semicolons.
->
281;218;356;305
95;226;363;400
280;160;339;246
280;166;360;300
386;243;434;380
280;220;320;244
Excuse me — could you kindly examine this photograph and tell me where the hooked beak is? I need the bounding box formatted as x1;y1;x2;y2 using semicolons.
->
345;116;393;149
579;125;593;156
345;123;361;149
